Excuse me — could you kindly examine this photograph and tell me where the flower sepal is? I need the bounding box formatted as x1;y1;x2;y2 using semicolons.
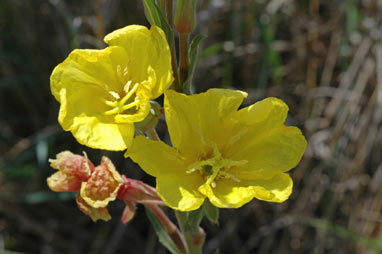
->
134;100;162;133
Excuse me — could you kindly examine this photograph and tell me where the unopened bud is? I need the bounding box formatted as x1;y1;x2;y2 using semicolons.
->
175;0;196;34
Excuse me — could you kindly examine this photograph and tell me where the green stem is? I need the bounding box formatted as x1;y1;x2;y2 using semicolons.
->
179;32;190;89
146;204;187;254
158;0;166;13
146;128;160;141
165;0;180;92
175;211;205;254
147;128;206;254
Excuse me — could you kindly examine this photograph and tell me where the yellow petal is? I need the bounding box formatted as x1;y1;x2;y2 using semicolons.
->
220;97;307;174
164;89;247;158
157;173;205;211
104;25;173;98
51;47;128;101
125;136;187;176
67;113;135;151
51;47;134;151
199;172;293;208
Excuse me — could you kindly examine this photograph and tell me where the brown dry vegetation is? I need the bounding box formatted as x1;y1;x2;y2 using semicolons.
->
1;0;382;253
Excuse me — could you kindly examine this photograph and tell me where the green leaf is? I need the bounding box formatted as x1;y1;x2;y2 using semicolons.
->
145;207;182;254
184;206;204;235
203;199;219;225
183;34;207;94
0;250;27;254
142;0;173;46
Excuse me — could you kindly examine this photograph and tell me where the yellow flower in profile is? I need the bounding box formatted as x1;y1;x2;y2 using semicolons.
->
126;89;307;211
50;25;173;151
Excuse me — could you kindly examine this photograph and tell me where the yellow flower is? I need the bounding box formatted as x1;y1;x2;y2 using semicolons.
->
50;25;173;151
126;89;307;211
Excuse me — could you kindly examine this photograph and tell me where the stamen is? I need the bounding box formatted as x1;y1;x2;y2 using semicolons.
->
104;107;121;115
116;65;122;81
211;181;216;188
104;100;118;107
121;100;139;111
120;82;139;105
123;66;129;77
109;91;120;100
186;168;198;174
219;171;241;182
123;81;132;94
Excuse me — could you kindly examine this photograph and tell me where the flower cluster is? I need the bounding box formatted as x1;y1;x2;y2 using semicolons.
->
49;24;307;218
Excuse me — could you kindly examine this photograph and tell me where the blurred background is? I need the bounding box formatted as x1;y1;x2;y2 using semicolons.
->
1;0;382;253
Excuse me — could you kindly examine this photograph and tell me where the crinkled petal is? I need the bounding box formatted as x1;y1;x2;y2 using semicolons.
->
157;173;205;211
51;47;134;151
199;172;293;208
164;89;247;158
80;157;124;208
47;171;82;192
49;151;94;180
220;97;307;174
76;194;111;222
125;136;188;176
104;25;173;98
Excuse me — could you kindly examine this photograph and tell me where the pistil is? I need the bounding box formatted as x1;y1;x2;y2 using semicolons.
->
185;143;247;188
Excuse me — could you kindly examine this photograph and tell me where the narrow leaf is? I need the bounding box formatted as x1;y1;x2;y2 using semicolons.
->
183;34;207;94
145;207;182;254
203;199;219;225
143;0;161;26
142;0;173;46
0;250;27;254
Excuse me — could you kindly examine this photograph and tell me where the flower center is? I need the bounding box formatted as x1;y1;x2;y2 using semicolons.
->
186;143;247;188
102;65;140;116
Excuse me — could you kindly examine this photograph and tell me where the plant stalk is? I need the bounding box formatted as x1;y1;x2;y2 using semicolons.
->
146;204;187;254
175;211;205;254
165;0;180;92
179;32;190;89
